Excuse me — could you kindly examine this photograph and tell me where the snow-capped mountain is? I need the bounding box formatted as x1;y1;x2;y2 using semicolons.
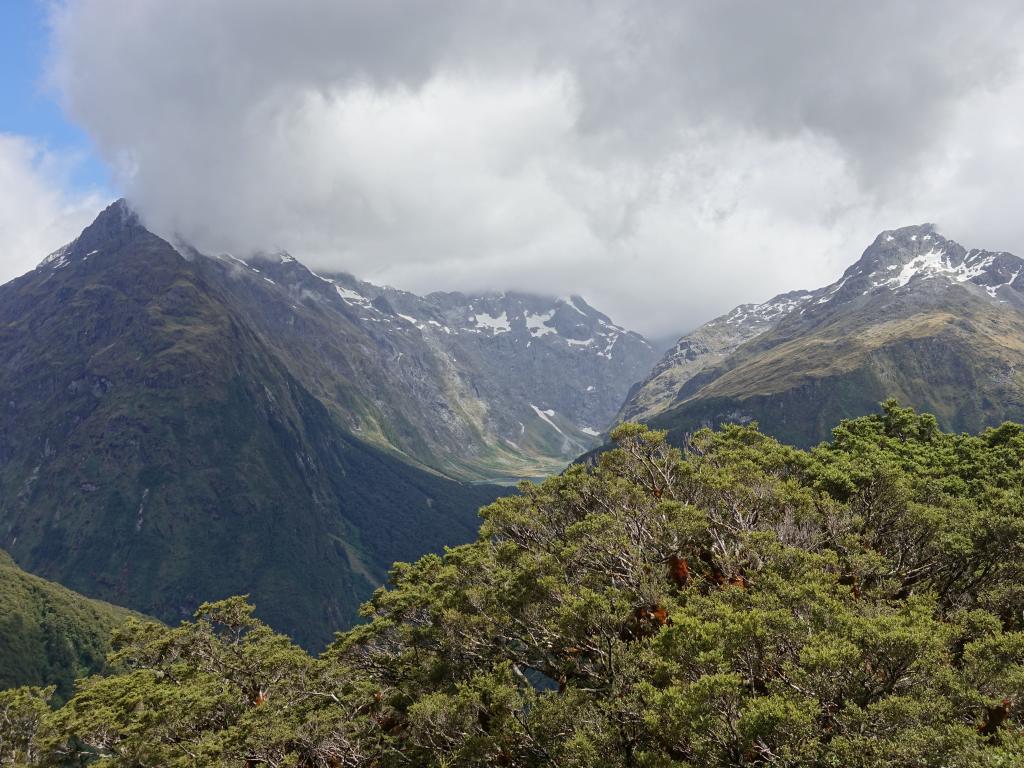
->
618;289;815;424
621;224;1024;444
170;226;658;481
323;274;652;449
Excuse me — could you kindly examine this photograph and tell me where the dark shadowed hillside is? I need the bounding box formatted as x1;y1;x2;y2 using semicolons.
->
0;201;501;648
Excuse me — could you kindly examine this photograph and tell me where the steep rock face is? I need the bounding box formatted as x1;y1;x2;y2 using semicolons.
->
0;202;500;648
622;224;1024;446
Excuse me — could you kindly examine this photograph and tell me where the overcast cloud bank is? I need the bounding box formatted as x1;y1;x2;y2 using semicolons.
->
0;133;103;278
37;0;1024;335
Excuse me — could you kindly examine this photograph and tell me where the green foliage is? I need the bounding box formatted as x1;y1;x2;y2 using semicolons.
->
0;551;136;704
8;404;1024;766
0;686;52;766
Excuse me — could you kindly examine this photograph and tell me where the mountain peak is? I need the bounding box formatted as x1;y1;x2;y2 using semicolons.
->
874;222;940;242
837;225;1024;301
85;198;140;235
38;198;147;270
850;224;960;277
621;225;1024;424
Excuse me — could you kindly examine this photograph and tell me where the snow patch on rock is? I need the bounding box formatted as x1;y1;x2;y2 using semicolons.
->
473;311;511;334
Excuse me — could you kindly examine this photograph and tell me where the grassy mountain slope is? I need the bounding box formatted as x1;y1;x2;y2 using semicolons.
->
0;202;500;649
653;302;1024;446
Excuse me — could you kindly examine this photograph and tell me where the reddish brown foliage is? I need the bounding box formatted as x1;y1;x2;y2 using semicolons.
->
980;699;1012;737
668;555;690;588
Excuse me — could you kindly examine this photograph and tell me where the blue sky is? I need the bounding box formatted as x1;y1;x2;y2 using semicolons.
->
0;0;108;194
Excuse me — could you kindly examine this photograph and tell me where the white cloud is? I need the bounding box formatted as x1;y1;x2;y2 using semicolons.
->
0;134;106;284
45;0;1024;336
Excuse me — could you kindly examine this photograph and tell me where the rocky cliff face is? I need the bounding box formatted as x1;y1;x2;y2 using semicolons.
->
621;224;1024;445
201;250;657;481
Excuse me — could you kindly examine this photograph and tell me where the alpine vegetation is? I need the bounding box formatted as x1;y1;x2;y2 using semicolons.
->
5;403;1024;766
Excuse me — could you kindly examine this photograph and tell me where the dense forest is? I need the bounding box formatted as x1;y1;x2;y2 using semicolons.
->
4;403;1024;766
0;552;135;705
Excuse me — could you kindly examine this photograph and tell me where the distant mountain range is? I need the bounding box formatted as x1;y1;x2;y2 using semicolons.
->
0;201;656;648
622;224;1024;446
